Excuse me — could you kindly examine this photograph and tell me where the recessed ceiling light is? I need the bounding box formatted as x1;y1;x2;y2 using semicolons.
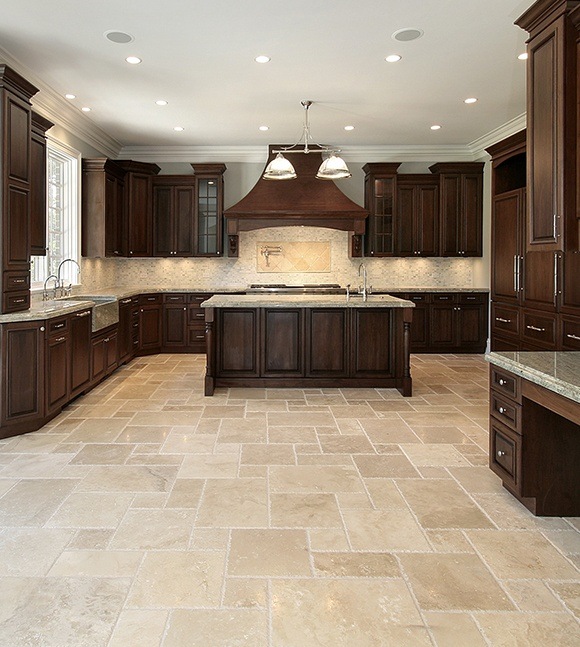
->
255;55;271;63
64;93;76;100
155;100;168;106
104;30;134;44
430;124;442;130
464;97;478;104
81;107;91;112
385;54;402;63
344;125;355;131
125;56;142;65
258;126;269;131
518;52;528;60
392;28;424;42
173;126;184;132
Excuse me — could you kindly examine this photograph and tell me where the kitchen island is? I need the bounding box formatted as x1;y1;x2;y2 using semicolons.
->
202;294;414;396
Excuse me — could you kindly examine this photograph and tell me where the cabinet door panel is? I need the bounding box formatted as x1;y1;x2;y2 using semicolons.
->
163;305;188;347
306;309;348;376
5;185;30;268
70;312;91;395
351;309;393;376
139;306;161;350
218;309;258;375
417;184;439;256
175;187;194;256
152;186;173;256
439;175;460;256
430;305;455;347
457;305;485;346
461;174;483;256
409;304;429;349
91;336;106;383
30;134;47;256
127;174;151;256
492;191;523;304
395;185;415;255
262;309;302;375
523;251;559;312
6;95;30;183
46;335;69;413
560;252;580;316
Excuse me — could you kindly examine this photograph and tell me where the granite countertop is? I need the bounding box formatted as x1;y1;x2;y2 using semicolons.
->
0;299;97;324
201;294;415;309
372;287;489;293
486;351;580;404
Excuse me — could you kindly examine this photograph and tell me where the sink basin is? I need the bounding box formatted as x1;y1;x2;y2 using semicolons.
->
59;295;119;332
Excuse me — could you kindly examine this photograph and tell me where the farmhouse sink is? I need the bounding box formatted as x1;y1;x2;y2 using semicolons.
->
59;295;119;332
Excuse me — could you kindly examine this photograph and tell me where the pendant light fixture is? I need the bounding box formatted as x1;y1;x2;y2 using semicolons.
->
262;101;351;181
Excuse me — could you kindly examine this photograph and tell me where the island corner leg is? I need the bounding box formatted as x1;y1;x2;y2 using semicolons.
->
204;308;216;396
398;308;413;397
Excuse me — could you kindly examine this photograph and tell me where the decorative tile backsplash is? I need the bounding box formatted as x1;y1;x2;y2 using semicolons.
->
257;242;331;273
79;226;477;292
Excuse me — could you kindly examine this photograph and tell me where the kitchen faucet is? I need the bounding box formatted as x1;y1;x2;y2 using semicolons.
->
42;274;59;301
358;262;368;301
56;258;81;297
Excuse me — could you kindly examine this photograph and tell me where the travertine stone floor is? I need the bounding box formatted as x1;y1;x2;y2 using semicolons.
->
0;354;578;646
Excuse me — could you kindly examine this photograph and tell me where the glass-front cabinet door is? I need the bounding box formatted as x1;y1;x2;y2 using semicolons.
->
191;164;226;257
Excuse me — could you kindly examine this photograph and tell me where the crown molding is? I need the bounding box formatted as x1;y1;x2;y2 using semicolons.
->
468;112;527;158
0;46;122;158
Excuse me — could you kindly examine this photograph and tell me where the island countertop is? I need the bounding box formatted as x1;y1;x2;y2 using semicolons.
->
486;351;580;404
201;294;415;309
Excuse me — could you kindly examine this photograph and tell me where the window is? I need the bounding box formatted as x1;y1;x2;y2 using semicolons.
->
31;139;81;289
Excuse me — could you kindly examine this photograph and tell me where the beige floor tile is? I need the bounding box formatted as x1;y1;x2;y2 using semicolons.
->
110;508;196;549
127;550;225;607
0;527;74;576
0;453;75;478
267;411;336;426
68;529;115;549
503;578;566;612
65;418;131;443
69;443;135;465
48;549;143;577
308;527;350;551
130;410;202;426
476;612;580;646
397;480;494;529
164;609;268;647
329;404;379;419
160;432;216;453
359;418;421;444
473;493;571;531
229;529;311;576
110;384;160;400
190;527;230;550
399;553;514;611
165;478;204;508
196;478;268;527
108;609;168;647
270;492;343;528
131;492;169;507
549;581;580;618
178;453;239;478
0;478;79;526
2;433;69;453
241;443;296;465
0;576;130;647
46;491;134;528
115;425;173;443
269;465;364;493
336;492;374;509
318;434;374;454
448;465;504;493
218;418;267;443
201;405;246;419
411;426;473;444
466;529;580;580
401;443;470;467
312;551;401;577
342;508;430;551
271;579;431;646
424;611;488;646
354;454;420;478
364;478;408;509
77;464;178;493
542;529;580;555
268;426;317;443
223;578;268;608
425;529;475;553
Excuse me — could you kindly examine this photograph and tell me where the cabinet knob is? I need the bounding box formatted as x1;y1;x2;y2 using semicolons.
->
40;326;45;332
498;379;506;386
498;406;506;414
497;450;506;458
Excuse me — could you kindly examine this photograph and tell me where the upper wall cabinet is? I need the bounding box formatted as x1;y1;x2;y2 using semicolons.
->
429;162;484;257
152;176;196;257
30;112;54;257
191;164;226;257
363;161;483;258
516;0;579;253
0;65;39;313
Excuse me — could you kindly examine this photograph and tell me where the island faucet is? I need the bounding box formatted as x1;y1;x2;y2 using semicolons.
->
56;258;81;297
358;262;368;301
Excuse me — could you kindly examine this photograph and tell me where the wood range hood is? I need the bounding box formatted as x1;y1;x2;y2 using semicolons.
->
224;145;368;257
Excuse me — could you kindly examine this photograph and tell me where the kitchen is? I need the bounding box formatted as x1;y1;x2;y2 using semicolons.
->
0;0;579;645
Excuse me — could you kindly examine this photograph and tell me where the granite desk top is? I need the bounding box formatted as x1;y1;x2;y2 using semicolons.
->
486;351;580;404
201;294;415;309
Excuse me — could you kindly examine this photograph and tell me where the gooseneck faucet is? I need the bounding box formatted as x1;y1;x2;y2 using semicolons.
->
358;262;368;301
42;274;59;301
57;258;81;297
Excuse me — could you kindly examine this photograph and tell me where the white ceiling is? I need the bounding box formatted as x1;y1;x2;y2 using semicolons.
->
0;0;533;152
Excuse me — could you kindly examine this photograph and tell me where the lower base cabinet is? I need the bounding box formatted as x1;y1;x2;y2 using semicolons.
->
70;308;92;396
46;324;70;415
91;327;118;384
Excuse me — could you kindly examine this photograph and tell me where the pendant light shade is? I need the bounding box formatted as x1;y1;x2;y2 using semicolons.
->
316;153;352;180
262;152;297;180
262;101;350;181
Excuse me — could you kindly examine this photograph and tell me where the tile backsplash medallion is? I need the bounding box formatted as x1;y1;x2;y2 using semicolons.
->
80;226;475;292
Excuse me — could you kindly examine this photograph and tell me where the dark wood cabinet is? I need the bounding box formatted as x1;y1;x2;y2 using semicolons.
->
305;309;349;376
69;308;92;397
351;309;394;377
188;293;212;352
30;112;53;256
216;308;260;376
152;177;196;257
46;317;70;415
82;159;126;257
162;294;188;349
191;164;226;257
0;66;38;313
118;296;136;364
395;176;439;256
430;162;484;257
363;163;400;256
139;295;162;352
0;321;44;436
117;160;161;257
429;293;487;352
261;308;303;376
91;326;118;384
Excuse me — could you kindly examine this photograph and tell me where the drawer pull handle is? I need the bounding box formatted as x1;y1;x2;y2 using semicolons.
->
120;298;132;304
13;278;25;284
526;325;545;332
76;311;91;317
55;336;66;343
53;323;65;329
13;298;25;303
195;335;204;339
498;379;506;386
498;406;506;415
566;334;580;341
195;313;204;318
147;297;156;301
496;317;511;323
497;450;506;458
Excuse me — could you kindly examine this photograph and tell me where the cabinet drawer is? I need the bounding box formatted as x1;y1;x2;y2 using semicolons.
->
406;293;429;303
139;294;161;305
188;328;207;345
459;292;488;304
188;293;212;304
561;316;580;350
432;293;457;303
522;310;557;348
164;293;186;303
490;366;521;403
189;309;206;324
490;418;521;493
48;316;69;336
118;296;134;306
3;271;30;292
490;391;521;433
492;303;519;336
3;291;30;312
